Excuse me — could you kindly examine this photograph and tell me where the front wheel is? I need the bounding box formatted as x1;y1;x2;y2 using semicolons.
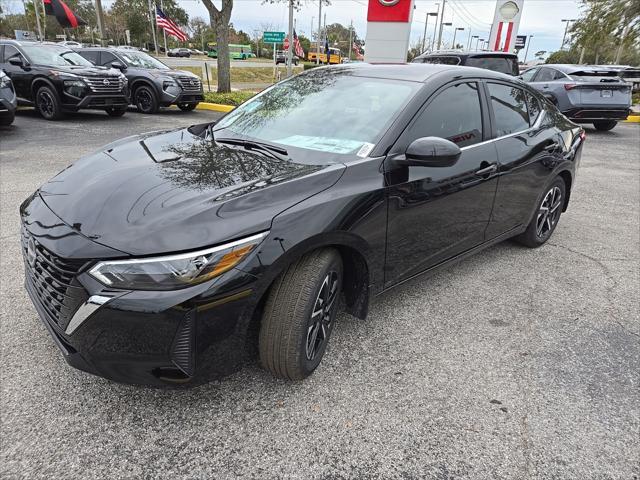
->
105;106;127;117
36;85;64;120
515;177;566;248
177;102;197;111
593;120;617;131
259;249;343;380
134;85;159;114
0;111;15;126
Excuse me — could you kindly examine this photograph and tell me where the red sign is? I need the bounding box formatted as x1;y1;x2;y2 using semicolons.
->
367;0;412;22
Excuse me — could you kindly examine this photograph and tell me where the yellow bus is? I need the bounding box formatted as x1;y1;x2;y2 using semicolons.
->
308;47;341;64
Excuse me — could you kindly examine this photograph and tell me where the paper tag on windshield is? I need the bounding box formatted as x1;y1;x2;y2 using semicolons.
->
357;143;375;158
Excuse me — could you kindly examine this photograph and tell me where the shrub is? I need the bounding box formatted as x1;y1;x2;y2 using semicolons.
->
203;91;256;106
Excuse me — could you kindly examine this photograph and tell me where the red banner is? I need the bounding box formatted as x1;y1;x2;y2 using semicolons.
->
367;0;412;23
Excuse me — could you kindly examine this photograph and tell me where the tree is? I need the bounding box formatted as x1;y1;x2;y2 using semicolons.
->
201;0;233;93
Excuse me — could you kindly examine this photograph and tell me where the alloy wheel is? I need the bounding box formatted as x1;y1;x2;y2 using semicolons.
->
136;89;152;112
536;186;562;238
38;91;54;117
306;271;339;361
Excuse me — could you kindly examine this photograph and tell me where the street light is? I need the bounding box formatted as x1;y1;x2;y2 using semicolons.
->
469;34;478;50
441;22;452;49
452;27;464;49
560;19;577;50
421;12;439;53
523;34;533;63
477;38;485;51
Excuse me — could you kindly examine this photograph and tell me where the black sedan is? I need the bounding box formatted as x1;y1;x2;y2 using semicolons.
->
20;64;584;386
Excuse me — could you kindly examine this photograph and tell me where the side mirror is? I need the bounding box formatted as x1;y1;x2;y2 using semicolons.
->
391;137;461;168
8;56;24;67
110;61;126;71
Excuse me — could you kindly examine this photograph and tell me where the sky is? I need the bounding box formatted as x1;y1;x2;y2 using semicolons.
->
4;0;584;59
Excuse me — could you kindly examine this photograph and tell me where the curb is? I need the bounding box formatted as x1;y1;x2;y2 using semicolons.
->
624;115;640;123
195;102;235;113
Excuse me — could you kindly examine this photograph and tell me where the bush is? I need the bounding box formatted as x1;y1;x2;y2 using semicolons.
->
203;91;256;106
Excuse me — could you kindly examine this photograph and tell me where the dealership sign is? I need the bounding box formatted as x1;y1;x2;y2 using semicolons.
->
488;0;525;52
515;35;527;49
364;0;415;63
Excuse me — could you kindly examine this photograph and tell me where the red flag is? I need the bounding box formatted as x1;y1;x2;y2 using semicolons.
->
43;0;87;29
284;30;304;58
156;7;188;42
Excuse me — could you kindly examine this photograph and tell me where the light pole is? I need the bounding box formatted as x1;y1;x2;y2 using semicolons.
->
431;3;440;52
477;38;485;50
440;22;452;48
469;34;478;50
523;34;533;63
560;19;577;50
452;27;464;49
421;12;439;53
436;0;447;50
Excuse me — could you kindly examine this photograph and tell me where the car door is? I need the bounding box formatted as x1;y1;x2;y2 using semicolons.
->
1;45;31;100
483;81;562;238
383;80;499;287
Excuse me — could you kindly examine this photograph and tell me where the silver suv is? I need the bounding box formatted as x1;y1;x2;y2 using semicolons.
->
520;64;632;131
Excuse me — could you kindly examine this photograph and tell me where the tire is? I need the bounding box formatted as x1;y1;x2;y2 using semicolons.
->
35;85;64;120
133;85;159;114
259;248;343;380
593;120;617;131
0;110;15;126
177;102;197;111
105;106;127;117
515;177;566;248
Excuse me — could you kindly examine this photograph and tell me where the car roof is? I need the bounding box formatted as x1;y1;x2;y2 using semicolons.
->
307;63;519;83
0;40;69;49
417;50;518;60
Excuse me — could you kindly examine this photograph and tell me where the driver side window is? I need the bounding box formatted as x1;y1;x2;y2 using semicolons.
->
406;82;484;148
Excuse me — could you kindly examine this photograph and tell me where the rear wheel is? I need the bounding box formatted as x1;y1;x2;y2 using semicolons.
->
134;85;159;114
593;120;617;131
259;249;343;380
515;177;566;248
0;110;15;126
36;85;63;120
105;106;127;117
177;103;197;111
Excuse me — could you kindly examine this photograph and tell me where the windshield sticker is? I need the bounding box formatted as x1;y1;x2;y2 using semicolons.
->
275;135;365;154
356;143;375;158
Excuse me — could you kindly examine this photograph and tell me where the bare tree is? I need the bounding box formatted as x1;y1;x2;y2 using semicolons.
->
201;0;233;93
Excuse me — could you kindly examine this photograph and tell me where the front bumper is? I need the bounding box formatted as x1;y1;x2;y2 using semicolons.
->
0;89;18;114
159;88;204;107
63;92;130;111
564;106;631;122
20;194;262;386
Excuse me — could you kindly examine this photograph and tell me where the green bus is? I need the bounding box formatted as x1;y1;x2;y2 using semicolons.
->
207;43;255;60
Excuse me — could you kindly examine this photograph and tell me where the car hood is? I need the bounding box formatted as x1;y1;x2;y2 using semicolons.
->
45;64;121;77
38;127;345;256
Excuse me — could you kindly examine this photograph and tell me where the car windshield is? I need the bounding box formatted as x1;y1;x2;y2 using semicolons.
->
21;45;93;66
119;51;169;69
214;69;419;156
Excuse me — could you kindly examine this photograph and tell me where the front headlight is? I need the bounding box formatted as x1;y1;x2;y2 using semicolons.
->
89;232;268;290
0;75;10;88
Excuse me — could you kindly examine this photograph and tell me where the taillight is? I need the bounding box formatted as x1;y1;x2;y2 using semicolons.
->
564;83;578;91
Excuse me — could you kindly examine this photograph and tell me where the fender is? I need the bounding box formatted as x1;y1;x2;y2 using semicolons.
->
129;77;159;97
30;76;58;101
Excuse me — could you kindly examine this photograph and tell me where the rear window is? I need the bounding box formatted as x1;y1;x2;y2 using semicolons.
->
420;56;461;65
466;56;518;76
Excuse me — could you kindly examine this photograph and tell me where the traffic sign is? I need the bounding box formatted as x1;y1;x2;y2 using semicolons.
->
263;31;285;43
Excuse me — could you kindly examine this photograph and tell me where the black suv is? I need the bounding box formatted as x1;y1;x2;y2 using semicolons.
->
0;40;129;120
0;70;17;125
412;50;520;76
77;48;203;113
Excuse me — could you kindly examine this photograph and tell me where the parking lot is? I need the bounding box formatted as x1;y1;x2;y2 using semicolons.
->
1;110;638;479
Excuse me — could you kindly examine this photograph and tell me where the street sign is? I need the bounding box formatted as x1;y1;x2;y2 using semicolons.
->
263;31;285;44
515;35;527;49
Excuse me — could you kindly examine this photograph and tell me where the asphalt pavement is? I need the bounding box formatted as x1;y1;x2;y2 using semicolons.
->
1;109;639;479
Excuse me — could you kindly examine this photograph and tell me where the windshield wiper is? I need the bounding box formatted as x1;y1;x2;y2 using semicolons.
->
215;137;289;161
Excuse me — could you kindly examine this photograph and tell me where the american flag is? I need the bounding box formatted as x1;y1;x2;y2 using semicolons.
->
156;7;188;42
283;29;305;58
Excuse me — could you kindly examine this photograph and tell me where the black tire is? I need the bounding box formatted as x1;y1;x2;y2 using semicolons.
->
593;120;617;131
105;106;127;117
177;102;197;111
259;249;343;380
35;85;64;120
133;85;159;114
515;177;566;248
0;110;15;126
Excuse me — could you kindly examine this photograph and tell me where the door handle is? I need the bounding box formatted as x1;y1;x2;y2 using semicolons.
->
475;163;497;176
542;84;549;89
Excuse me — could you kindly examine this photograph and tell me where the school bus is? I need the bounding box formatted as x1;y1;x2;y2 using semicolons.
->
308;47;342;64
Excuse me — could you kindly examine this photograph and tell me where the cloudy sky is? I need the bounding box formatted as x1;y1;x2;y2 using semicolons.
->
5;0;584;59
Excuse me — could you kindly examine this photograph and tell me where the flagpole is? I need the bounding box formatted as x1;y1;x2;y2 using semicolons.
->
160;0;168;54
33;0;43;41
148;0;159;55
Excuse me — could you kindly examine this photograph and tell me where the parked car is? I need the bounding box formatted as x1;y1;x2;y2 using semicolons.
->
77;47;203;113
0;70;17;125
275;50;299;65
0;40;129;119
596;65;640;93
413;50;520;76
168;48;191;58
115;45;140;51
58;40;82;49
520;64;632;131
20;64;584;386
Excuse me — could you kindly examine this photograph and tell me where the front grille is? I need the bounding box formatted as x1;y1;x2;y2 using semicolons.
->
176;76;202;92
21;228;88;333
82;76;126;93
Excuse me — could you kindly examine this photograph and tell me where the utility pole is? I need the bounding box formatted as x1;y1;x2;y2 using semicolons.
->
148;0;159;55
421;12;429;53
316;0;322;65
287;0;294;77
431;2;440;52
560;19;576;50
348;20;353;61
94;0;106;46
523;34;533;63
437;0;446;50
